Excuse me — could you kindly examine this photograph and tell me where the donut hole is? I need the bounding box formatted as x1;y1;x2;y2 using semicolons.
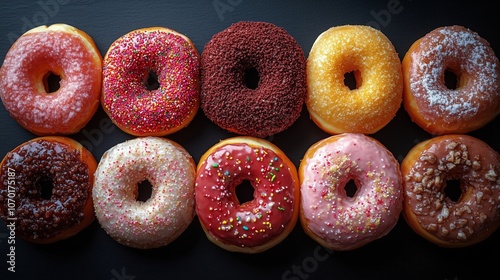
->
43;71;61;94
145;70;160;90
443;179;462;202
136;180;153;202
343;70;362;90
344;179;358;198
234;180;255;204
35;176;54;200
444;68;459;90
244;67;260;90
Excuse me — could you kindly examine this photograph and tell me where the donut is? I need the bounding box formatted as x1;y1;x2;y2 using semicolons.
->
195;136;300;253
92;137;196;249
306;25;403;135
200;21;307;138
401;134;500;247
102;27;200;136
402;25;500;135
0;24;102;135
299;133;403;250
0;136;97;244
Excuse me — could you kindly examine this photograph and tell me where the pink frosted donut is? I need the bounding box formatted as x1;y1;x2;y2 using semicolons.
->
92;137;196;249
0;24;102;135
102;27;200;136
299;133;403;250
195;136;300;253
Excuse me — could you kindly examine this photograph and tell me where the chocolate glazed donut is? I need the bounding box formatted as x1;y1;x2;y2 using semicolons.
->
0;136;96;244
200;21;307;138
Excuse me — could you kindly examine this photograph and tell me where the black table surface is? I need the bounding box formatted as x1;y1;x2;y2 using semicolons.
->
1;0;498;279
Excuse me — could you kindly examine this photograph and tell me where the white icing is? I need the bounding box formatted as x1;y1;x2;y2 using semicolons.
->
92;137;196;249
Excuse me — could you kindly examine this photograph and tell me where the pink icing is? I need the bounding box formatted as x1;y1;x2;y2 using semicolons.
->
0;30;101;134
102;29;200;135
300;133;403;249
408;26;500;124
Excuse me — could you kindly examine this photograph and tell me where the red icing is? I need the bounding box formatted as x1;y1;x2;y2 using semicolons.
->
195;143;296;248
102;29;200;135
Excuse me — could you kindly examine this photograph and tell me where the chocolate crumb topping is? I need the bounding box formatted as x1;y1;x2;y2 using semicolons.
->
0;139;90;241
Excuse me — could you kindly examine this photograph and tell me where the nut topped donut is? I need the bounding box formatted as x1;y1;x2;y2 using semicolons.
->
200;21;307;138
102;27;200;136
0;136;97;244
0;24;102;135
402;134;500;247
306;25;403;135
402;25;500;135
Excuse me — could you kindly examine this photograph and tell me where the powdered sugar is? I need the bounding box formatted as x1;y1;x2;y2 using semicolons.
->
409;26;500;122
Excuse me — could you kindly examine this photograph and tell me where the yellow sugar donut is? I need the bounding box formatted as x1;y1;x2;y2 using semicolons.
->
306;25;403;134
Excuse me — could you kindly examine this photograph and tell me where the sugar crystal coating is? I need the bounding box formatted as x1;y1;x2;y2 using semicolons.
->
300;133;403;250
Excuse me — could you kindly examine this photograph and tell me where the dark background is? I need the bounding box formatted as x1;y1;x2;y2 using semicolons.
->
0;0;498;279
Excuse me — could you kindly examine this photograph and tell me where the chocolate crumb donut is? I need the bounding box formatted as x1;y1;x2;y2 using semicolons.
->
200;21;307;138
0;136;97;244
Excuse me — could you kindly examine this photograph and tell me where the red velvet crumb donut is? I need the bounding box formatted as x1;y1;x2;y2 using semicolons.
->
200;21;307;138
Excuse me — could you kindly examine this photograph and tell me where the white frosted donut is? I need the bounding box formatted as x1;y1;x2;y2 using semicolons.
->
92;137;196;249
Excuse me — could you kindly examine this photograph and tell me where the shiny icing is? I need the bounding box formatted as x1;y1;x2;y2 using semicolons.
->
403;135;500;245
195;142;297;249
300;133;403;249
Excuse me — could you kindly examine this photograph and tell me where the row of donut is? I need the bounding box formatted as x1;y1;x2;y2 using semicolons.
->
0;20;499;252
0;22;499;138
1;133;499;252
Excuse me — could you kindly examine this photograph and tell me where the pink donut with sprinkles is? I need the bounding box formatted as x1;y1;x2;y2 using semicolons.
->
299;133;403;251
92;137;196;249
0;24;102;135
102;27;200;136
195;136;300;253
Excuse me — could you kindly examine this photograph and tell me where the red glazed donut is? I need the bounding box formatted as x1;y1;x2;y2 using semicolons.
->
402;134;500;247
0;136;97;244
0;24;102;135
299;133;403;250
102;27;200;136
402;25;500;135
200;21;307;138
195;137;300;253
